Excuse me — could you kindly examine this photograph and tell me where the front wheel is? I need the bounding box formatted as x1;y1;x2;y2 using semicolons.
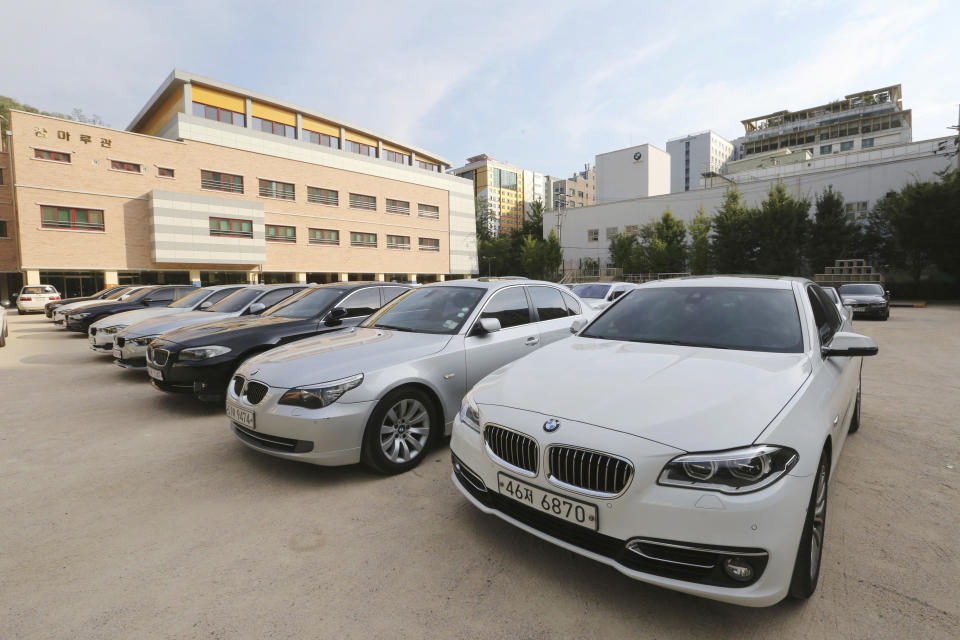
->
848;380;861;433
789;448;830;600
362;388;438;475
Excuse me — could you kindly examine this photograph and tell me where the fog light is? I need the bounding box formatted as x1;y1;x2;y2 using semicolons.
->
723;557;754;582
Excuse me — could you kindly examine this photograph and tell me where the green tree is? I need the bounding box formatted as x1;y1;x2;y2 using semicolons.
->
755;183;810;275
520;234;544;279
711;186;758;273
652;208;688;273
608;232;637;271
542;230;563;280
474;197;493;242
0;96;107;149
807;186;860;276
581;257;600;276
688;205;712;275
523;198;545;238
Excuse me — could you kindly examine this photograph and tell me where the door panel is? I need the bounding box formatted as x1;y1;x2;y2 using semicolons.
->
464;286;538;389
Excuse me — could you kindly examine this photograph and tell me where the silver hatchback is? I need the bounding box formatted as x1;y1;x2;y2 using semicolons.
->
227;279;594;474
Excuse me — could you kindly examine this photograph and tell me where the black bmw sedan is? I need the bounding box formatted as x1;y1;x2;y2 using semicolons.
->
146;282;410;401
64;285;198;332
838;283;890;320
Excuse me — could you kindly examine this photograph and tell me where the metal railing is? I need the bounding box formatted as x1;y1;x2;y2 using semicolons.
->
201;178;243;194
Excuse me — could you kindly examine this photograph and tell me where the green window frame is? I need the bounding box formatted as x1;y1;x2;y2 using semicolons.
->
386;234;410;249
266;224;296;243
201;170;244;194
258;179;295;201
309;228;340;245
209;217;253;238
40;205;104;231
350;232;377;247
349;193;377;211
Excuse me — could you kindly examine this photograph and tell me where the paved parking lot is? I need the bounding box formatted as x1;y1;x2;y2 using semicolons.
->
1;308;958;639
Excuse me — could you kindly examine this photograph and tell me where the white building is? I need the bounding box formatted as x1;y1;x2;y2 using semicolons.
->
546;136;957;270
595;143;670;203
666;130;735;192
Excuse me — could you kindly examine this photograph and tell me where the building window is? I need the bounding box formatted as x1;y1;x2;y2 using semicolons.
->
386;199;410;215
418;237;439;252
606;227;618;240
862;138;874;148
350;232;377;247
349;193;376;211
34;149;70;163
259;179;295;200
568;188;575;195
0;221;8;237
209;217;253;238
347;141;378;157
578;191;584;198
192;102;245;127
266;224;296;243
386;234;410;250
840;141;854;151
844;201;869;220
384;150;410;165
625;225;639;236
157;167;175;178
201;170;243;194
820;145;832;155
587;229;599;242
110;160;141;173
307;187;338;206
309;228;339;245
252;116;296;139
41;206;104;232
417;159;440;172
418;204;440;219
304;130;340;149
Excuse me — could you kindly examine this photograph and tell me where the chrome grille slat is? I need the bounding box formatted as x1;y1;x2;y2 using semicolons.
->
547;445;633;498
484;425;538;476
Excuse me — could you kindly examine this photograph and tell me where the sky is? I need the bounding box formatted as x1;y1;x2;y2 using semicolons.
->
1;0;957;177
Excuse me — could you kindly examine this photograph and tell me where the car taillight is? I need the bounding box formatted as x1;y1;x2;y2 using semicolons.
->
20;296;32;301
51;296;60;300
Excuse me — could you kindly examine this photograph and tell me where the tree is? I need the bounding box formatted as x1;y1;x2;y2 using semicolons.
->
807;186;860;276
711;187;757;273
755;183;810;276
520;235;544;279
581;257;600;275
542;230;563;280
0;95;108;137
652;208;688;273
688;205;712;275
474;196;493;242
523;198;544;238
608;232;637;271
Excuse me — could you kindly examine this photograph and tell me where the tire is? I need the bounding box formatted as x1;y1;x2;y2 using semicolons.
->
848;379;861;434
882;309;889;321
0;327;5;348
18;309;26;315
361;387;439;475
789;447;830;600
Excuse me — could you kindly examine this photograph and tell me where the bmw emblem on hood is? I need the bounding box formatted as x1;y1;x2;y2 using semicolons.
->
543;419;560;433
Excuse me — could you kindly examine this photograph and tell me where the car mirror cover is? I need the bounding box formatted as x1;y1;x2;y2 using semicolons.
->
478;317;501;333
823;331;879;357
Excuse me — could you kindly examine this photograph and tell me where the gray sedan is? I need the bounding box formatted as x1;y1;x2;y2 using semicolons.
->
227;279;593;474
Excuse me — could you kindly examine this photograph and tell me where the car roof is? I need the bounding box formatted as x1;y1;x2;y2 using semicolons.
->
641;275;808;290
424;278;568;292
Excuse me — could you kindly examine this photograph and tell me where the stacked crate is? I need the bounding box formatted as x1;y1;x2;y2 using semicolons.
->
815;259;884;286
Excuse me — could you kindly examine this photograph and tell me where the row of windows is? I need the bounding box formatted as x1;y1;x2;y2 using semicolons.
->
252;116;296;139
41;206;105;231
479;285;583;329
819;138;873;155
742;114;902;156
254;221;442;251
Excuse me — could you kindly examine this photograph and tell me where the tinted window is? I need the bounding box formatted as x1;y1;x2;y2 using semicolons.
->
340;287;382;318
561;290;582;316
124;288;156;302
838;284;885;296
22;286;56;295
169;288;211;309
174;287;197;298
529;286;567;321
201;287;242;308
480;287;531;329
263;288;344;319
808;286;841;342
105;287;134;300
145;288;176;303
255;288;303;312
208;288;260;312
571;283;610;300
364;286;485;335
381;286;408;305
582;287;803;353
822;287;840;304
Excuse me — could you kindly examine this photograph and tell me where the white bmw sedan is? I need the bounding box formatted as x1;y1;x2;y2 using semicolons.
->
450;276;877;607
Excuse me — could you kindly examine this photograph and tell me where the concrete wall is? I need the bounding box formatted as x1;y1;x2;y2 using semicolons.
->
595;144;670;204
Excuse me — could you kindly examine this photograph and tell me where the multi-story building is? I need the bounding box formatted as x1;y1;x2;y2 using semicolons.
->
734;85;911;161
549;164;596;210
0;69;478;301
665;131;734;193
595;144;670;204
452;155;544;235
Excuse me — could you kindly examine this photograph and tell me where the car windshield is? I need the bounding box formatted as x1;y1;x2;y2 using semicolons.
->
363;286;486;334
571;284;611;299
581;286;804;353
263;288;344;319
22;286;56;295
839;284;885;295
105;287;133;299
168;288;212;309
823;288;840;304
207;288;261;312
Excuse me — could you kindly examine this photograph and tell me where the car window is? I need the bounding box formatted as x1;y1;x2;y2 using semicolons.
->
364;286;486;335
480;287;531;329
105;287;133;300
255;288;303;312
168;288;211;309
207;288;260;312
22;286;56;295
571;283;610;300
174;287;197;298
811;285;842;336
822;288;840;305
145;288;176;303
838;284;885;296
561;290;582;316
529;286;567;321
381;286;408;305
581;286;804;353
339;287;382;318
263;288;344;319
201;287;241;307
806;287;836;345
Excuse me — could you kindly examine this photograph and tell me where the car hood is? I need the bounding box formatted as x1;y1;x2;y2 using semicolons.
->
240;327;452;388
159;315;303;345
841;295;886;304
472;337;812;452
61;299;117;312
117;311;234;339
91;307;184;329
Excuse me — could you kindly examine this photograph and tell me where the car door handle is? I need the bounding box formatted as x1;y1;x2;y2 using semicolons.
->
524;336;539;346
833;415;839;426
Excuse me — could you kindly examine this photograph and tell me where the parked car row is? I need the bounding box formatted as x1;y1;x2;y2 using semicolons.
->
39;275;878;607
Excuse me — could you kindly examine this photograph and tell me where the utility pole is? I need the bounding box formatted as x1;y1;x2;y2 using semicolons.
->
950;104;960;169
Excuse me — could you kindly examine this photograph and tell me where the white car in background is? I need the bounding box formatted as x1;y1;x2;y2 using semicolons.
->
569;282;639;311
822;286;852;325
88;284;247;353
451;276;877;606
16;285;61;314
52;286;146;325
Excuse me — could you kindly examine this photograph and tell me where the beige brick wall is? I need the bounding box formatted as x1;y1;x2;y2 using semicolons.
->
10;111;451;275
0;151;18;271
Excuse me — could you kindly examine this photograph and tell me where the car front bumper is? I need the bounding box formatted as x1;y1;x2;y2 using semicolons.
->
113;340;148;368
449;407;813;607
89;327;122;351
225;378;374;466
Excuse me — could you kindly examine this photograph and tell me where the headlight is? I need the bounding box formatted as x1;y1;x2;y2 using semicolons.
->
100;326;123;335
658;445;798;494
278;374;363;409
459;391;481;432
131;335;158;346
72;312;91;319
178;345;232;361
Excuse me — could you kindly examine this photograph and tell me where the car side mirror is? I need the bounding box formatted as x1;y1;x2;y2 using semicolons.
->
247;302;266;315
885;290;890;297
570;318;588;334
822;332;878;358
325;307;348;325
477;317;501;334
842;300;854;307
199;301;213;309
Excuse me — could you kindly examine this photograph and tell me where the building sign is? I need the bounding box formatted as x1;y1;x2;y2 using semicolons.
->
35;126;110;147
633;151;643;162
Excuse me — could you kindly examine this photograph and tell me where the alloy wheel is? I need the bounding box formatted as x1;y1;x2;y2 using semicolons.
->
379;398;431;463
810;463;828;581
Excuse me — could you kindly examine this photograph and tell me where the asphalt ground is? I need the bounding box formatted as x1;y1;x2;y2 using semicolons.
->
1;307;957;639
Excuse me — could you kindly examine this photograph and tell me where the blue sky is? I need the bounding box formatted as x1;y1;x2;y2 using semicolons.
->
2;0;957;176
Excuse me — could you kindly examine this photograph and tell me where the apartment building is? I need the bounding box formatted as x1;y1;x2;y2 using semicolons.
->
665;131;734;192
548;164;596;210
452;154;545;235
0;70;478;301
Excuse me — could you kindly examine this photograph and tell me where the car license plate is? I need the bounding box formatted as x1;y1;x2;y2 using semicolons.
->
497;473;598;530
226;402;255;429
112;345;122;358
147;366;164;381
854;306;866;312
